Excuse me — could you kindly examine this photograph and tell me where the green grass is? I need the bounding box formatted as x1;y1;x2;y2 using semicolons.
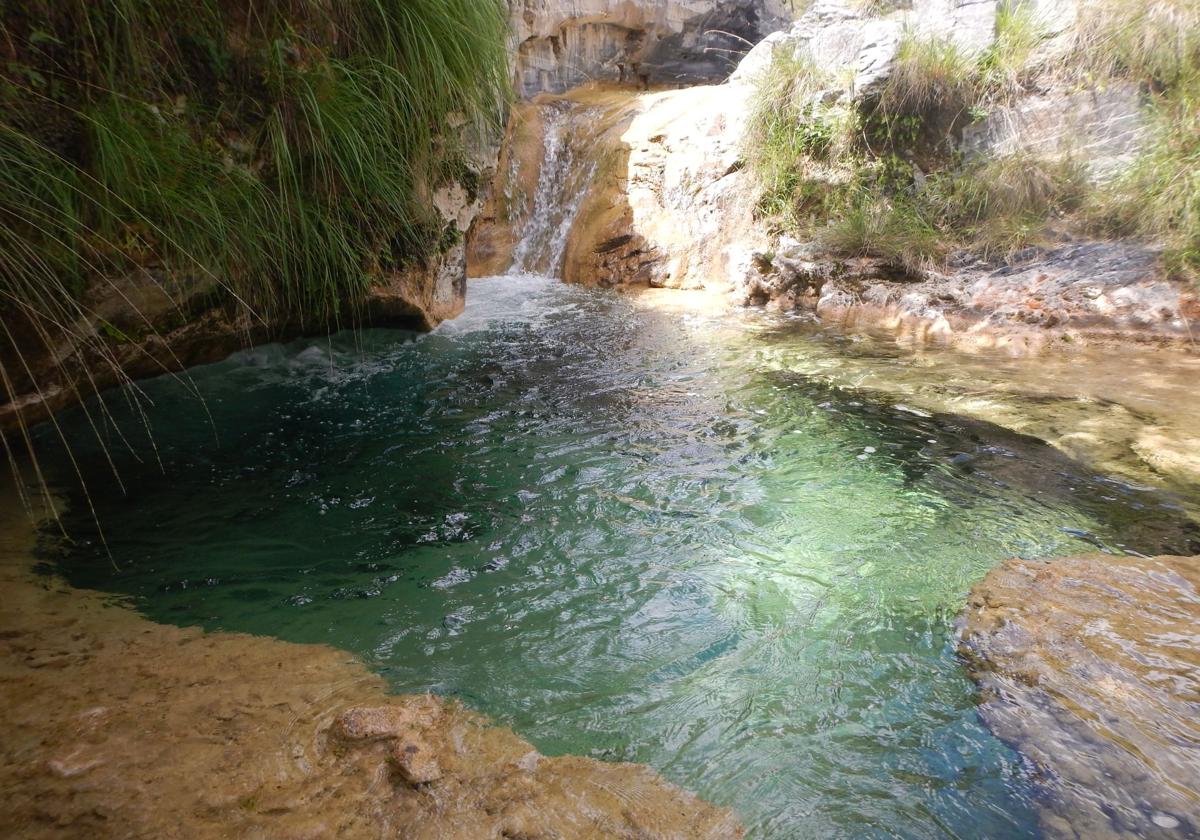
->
743;0;1199;282
817;198;944;276
742;44;857;226
0;0;511;517
925;152;1088;260
1089;78;1200;279
1;0;510;324
1070;0;1200;279
875;33;980;121
980;0;1048;94
1072;0;1200;87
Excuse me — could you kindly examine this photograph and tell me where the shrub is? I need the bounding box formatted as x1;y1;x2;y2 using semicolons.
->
1089;79;1200;279
818;197;945;275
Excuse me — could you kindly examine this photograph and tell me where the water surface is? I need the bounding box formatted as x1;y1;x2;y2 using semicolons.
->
44;275;1200;838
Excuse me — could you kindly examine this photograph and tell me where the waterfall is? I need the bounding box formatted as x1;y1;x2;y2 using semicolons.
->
508;101;597;277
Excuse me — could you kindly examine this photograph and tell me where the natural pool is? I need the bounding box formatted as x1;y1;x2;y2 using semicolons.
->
41;274;1200;838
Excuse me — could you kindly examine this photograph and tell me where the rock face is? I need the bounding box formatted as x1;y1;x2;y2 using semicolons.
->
468;84;768;287
959;553;1200;839
470;0;1197;353
509;0;790;97
961;85;1148;179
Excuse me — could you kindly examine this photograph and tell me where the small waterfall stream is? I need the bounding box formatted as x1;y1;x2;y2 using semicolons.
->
508;101;598;276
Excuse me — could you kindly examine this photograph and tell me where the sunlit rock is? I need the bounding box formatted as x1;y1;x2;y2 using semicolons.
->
959;553;1200;838
509;0;790;97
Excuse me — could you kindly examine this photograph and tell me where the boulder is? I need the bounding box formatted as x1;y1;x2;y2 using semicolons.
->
959;553;1200;838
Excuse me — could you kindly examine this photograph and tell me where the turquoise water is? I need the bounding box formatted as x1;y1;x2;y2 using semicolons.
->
43;275;1200;838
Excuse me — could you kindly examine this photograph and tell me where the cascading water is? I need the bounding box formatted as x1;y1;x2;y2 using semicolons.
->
508;101;598;276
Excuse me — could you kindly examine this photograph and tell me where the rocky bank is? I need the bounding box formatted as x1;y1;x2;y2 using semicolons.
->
0;485;741;839
470;0;1199;354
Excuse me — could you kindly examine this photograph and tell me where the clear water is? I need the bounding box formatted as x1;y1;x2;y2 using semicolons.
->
42;275;1200;839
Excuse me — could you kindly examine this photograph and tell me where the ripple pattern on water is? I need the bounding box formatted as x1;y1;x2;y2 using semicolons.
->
43;274;1200;839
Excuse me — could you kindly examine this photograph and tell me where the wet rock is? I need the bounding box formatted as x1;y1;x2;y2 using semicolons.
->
388;737;441;785
959;553;1200;839
0;485;744;839
333;699;441;741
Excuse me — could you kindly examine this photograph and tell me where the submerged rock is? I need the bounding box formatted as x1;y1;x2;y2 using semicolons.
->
959;553;1200;838
0;488;743;839
333;701;442;740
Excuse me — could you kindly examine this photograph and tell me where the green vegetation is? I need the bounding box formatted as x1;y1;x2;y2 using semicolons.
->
743;48;849;224
816;197;944;274
743;4;1057;273
979;0;1047;91
744;0;1199;281
1;0;510;327
875;34;979;122
1079;0;1200;278
0;0;510;515
925;153;1088;261
1071;0;1200;86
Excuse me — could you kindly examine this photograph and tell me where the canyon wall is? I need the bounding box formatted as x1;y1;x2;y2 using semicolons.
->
472;0;1198;354
509;0;792;97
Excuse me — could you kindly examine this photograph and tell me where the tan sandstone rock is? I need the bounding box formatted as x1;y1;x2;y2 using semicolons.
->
959;553;1200;839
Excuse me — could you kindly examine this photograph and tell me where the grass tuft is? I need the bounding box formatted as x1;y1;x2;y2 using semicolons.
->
980;0;1048;94
744;0;1199;284
818;198;944;275
1072;0;1200;87
925;152;1089;260
875;33;980;121
0;0;511;519
1088;78;1200;279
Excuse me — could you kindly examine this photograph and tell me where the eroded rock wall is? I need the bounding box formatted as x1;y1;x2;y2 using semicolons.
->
509;0;790;97
472;0;1198;353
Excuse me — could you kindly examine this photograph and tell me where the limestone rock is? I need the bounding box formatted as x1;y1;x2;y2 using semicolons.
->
961;85;1148;179
959;553;1200;838
333;699;441;741
509;0;788;98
